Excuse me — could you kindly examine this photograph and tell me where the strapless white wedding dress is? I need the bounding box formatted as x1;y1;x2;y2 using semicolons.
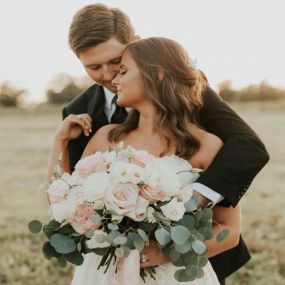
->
71;155;220;285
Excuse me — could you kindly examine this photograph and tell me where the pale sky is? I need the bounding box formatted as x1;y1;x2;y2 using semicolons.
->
0;0;284;102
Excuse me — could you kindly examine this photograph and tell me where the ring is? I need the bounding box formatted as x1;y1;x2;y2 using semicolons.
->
140;254;148;263
77;115;82;120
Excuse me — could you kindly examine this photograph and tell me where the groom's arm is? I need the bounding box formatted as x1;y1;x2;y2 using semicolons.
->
195;86;269;207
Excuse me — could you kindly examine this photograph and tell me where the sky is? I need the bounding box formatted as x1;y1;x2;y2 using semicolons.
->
0;0;284;102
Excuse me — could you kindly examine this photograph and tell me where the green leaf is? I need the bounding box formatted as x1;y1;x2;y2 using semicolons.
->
56;256;67;268
216;228;230;242
198;226;213;240
93;247;110;256
133;233;145;251
107;223;119;231
183;251;198;265
155;228;171;246
57;224;75;235
139;222;157;233
42;241;60;259
177;215;195;229
170;248;180;262
43;220;61;238
95;234;106;243
200;208;213;222
184;195;198;212
174;269;195;282
50;233;76;254
197;256;208;267
107;230;120;244
175;239;192;254
91;213;102;223
126;232;136;250
28;220;42;234
191;240;207;255
64;250;84;265
137;229;148;241
113;236;127;245
171;225;190;245
85;229;94;238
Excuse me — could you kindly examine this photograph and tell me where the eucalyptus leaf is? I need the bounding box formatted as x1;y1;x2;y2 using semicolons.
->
107;223;119;231
197;256;208;267
137;229;148;241
113;236;127;245
191;240;206;255
183;251;198;265
175;239;192;253
42;241;60;259
177;215;195;229
171;225;190;245
184;195;198;212
91;214;102;224
133;233;144;251
174;269;195;282
28;220;42;234
93;247;110;256
155;228;171;246
50;233;76;254
216;228;230;242
64;250;84;265
56;256;67;268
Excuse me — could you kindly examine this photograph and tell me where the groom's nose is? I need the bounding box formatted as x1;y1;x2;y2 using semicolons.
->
102;65;119;82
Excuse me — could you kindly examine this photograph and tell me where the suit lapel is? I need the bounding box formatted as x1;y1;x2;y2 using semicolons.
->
87;85;109;135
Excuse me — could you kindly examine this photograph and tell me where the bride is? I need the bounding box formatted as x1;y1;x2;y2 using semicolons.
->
47;37;241;285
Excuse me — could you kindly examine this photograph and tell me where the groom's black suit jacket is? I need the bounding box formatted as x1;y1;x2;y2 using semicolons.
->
63;84;269;281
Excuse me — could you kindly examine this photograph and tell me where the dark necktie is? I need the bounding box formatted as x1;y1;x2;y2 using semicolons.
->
110;95;128;123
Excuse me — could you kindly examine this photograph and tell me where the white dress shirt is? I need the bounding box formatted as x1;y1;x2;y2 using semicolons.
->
102;87;223;204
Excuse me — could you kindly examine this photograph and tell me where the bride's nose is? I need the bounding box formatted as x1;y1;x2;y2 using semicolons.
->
111;74;120;87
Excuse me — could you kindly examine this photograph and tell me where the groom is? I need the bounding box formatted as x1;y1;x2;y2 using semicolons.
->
62;4;269;284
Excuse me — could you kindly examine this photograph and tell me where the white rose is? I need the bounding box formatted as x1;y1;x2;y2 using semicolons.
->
111;161;145;184
83;172;111;202
145;161;180;197
86;230;110;249
176;185;194;203
126;196;149;222
47;178;70;204
160;197;185;221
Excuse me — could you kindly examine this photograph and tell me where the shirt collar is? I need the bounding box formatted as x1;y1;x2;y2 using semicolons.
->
103;86;116;110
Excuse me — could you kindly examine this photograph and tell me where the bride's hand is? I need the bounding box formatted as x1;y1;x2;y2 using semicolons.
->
140;239;170;268
55;114;92;142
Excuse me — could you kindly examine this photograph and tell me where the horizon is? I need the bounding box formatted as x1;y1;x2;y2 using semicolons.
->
1;0;284;102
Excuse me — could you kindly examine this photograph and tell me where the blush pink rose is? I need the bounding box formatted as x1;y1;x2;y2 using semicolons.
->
74;153;107;176
70;203;100;235
139;184;170;204
131;150;155;167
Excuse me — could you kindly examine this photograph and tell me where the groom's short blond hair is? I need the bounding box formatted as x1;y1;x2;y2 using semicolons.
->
68;3;135;55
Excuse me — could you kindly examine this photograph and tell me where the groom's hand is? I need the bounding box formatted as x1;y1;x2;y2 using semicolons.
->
140;239;170;268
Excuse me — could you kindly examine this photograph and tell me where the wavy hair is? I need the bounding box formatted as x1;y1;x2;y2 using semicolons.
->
109;37;208;159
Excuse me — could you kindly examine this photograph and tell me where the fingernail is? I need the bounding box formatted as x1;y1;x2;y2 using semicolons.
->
89;129;92;133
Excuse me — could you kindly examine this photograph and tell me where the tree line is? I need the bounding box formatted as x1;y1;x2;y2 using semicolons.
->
0;74;284;108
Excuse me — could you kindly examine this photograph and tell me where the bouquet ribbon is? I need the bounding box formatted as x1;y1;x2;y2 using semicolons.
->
115;249;140;285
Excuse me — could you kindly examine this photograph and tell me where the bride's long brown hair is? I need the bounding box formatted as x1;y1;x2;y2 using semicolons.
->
108;37;208;159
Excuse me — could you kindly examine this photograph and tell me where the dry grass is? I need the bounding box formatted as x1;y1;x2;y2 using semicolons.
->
0;101;284;285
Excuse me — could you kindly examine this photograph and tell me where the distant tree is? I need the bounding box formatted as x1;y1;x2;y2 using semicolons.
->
218;80;285;102
46;74;92;104
0;81;27;107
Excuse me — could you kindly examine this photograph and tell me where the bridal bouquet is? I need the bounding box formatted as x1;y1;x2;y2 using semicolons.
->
28;143;228;283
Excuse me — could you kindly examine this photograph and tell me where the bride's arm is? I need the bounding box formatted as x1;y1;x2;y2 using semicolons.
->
46;114;92;180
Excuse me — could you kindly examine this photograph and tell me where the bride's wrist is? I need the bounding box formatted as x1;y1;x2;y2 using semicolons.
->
54;133;69;147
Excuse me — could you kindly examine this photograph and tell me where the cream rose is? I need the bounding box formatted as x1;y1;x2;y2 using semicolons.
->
104;183;148;221
160;197;185;221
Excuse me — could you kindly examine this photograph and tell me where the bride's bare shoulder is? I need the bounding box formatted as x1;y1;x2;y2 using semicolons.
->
82;124;119;157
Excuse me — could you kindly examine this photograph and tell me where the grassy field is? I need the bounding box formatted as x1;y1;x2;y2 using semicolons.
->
0;101;284;285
